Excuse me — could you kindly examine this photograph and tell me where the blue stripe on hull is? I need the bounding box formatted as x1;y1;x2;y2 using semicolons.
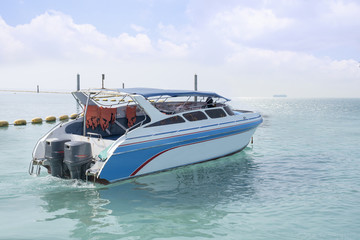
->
99;118;262;182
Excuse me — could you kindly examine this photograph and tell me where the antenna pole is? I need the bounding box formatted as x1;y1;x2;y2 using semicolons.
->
194;74;198;102
77;74;80;91
102;74;105;89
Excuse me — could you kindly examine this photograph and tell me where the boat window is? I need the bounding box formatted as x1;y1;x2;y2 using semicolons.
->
183;111;208;121
146;116;185;127
223;106;234;116
205;108;227;119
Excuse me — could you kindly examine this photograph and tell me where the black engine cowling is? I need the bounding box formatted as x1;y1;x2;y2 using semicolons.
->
64;141;92;180
45;138;70;177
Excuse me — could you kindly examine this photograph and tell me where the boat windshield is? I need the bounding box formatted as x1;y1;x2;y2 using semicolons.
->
146;95;228;114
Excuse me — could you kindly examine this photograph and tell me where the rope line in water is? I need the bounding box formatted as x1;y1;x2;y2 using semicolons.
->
0;113;80;127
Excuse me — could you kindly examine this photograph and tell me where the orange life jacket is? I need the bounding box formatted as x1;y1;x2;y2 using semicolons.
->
99;107;116;131
85;105;100;130
126;106;137;127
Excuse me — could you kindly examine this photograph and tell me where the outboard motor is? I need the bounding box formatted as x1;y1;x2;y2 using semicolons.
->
64;141;92;180
45;138;70;177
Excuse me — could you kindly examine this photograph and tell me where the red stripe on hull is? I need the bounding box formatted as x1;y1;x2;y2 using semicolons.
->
130;128;250;176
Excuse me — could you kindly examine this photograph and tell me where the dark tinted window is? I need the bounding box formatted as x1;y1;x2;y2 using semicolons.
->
223;106;234;116
183;111;208;121
205;108;227;119
146;116;185;127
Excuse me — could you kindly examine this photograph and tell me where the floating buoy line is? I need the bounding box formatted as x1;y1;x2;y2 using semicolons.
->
0;113;80;127
1;88;133;128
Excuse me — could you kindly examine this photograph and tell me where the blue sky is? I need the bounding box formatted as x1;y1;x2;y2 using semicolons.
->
1;0;189;36
0;0;359;97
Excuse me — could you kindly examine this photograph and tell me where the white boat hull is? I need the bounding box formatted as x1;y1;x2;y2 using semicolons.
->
136;128;255;175
30;87;263;184
97;117;262;183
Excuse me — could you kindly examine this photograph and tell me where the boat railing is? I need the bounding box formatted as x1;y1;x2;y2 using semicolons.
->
125;113;149;136
153;100;226;115
87;132;103;139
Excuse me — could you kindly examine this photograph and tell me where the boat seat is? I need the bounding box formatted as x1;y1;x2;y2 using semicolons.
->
65;116;150;139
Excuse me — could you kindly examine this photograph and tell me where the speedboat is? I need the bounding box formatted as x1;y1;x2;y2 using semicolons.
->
29;88;263;184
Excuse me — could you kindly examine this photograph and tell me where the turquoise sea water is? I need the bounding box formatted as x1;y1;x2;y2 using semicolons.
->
0;92;359;240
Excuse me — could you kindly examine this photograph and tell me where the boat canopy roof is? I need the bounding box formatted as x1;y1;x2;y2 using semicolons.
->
87;88;230;101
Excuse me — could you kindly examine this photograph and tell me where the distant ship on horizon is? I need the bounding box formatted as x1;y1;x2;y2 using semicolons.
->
273;94;287;97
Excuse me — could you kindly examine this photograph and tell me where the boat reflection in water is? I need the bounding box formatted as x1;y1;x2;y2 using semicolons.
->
39;150;259;239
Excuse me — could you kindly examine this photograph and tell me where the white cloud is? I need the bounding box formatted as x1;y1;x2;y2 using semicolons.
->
0;17;25;61
0;11;110;61
211;7;293;41
0;11;194;92
157;39;189;57
113;33;154;55
223;47;360;97
0;11;159;63
0;11;196;63
0;6;359;98
326;0;360;25
130;24;147;33
157;23;197;45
